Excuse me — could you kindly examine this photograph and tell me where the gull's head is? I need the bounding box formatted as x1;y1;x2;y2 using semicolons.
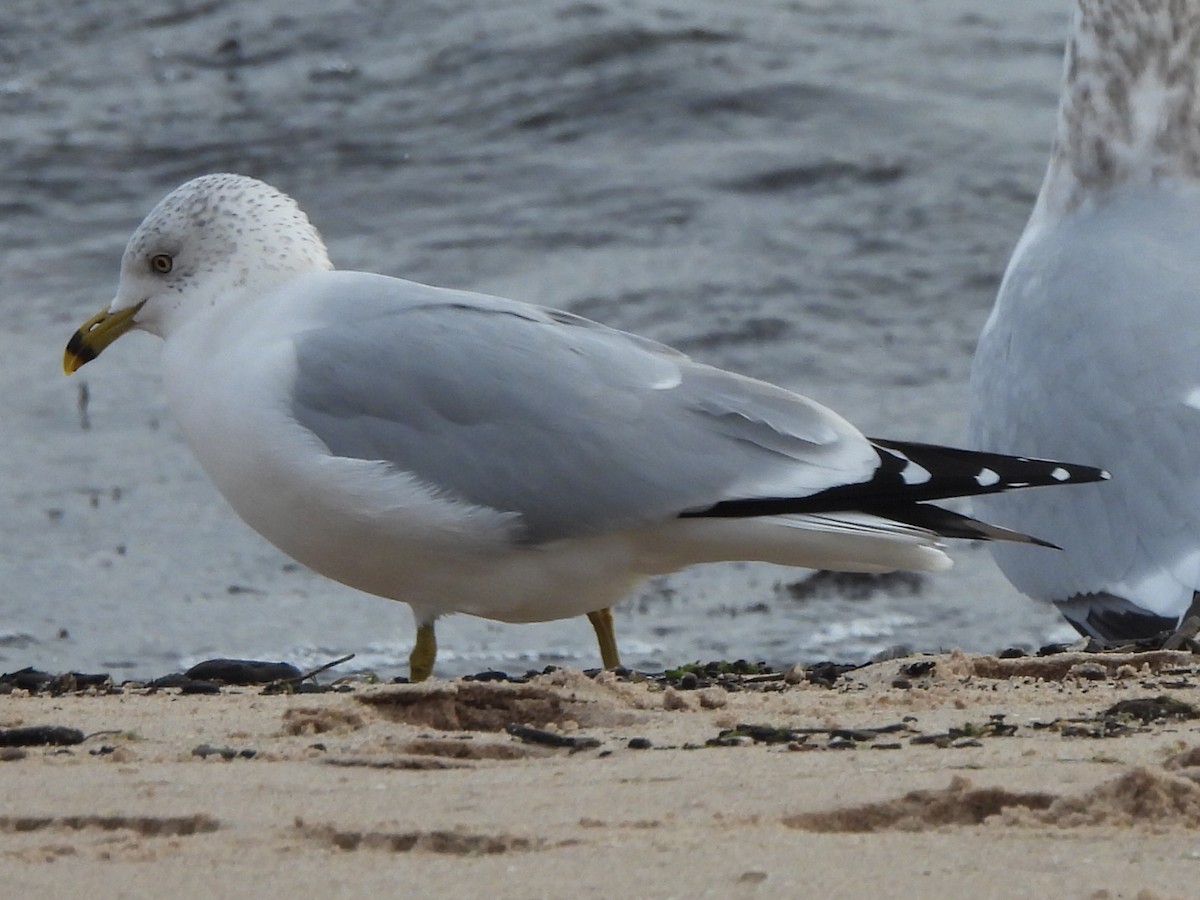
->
64;173;333;373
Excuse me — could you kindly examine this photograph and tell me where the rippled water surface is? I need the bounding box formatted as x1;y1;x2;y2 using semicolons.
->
1;0;1080;678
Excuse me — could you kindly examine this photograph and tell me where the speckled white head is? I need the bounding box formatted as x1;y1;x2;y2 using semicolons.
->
111;173;333;338
1035;0;1200;222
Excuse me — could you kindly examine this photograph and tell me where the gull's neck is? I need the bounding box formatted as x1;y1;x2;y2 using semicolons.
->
1033;0;1200;224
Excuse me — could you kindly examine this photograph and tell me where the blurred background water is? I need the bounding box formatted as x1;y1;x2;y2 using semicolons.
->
0;0;1080;679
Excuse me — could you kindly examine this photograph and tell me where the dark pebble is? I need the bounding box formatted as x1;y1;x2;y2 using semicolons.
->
891;678;912;690
70;672;113;689
293;682;331;693
179;680;221;695
804;661;857;687
830;729;880;742
628;737;652;750
185;659;302;685
505;724;601;750
0;748;27;761
909;734;952;748
1036;643;1071;656
192;744;255;760
900;660;936;678
997;647;1028;659
715;724;795;744
1104;696;1198;724
0;726;85;747
146;673;190;689
0;667;55;692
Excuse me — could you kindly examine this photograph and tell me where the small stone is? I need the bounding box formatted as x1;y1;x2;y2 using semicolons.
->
663;688;692;711
1070;662;1108;681
628;737;652;750
185;659;302;685
783;663;806;685
179;680;221;695
0;726;85;748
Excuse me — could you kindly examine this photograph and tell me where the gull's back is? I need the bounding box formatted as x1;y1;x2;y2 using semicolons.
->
969;0;1200;639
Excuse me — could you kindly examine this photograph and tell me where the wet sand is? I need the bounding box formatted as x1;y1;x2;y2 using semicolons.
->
2;650;1197;899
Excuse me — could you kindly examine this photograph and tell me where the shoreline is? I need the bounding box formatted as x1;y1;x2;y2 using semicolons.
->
2;649;1198;899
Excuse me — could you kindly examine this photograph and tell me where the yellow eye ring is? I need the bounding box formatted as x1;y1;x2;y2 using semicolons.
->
149;253;173;274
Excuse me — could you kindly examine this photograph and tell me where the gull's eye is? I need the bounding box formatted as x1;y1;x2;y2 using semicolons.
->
149;253;174;274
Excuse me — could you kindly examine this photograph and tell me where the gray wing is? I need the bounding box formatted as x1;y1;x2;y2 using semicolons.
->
970;186;1200;614
288;273;876;542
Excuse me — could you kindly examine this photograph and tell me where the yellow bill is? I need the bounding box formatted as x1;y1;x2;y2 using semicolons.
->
63;301;145;374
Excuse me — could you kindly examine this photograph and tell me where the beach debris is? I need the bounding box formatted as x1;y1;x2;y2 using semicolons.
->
1103;696;1198;725
1029;698;1197;738
324;755;471;770
179;680;221;695
0;667;114;695
964;649;1195;682
462;669;527;683
192;743;256;760
505;723;601;751
907;715;1017;749
1068;661;1108;681
260;653;358;693
707;721;912;749
0;814;219;836
295;818;539;854
359;682;579;732
784;775;1054;832
185;658;302;684
0;725;86;747
899;659;936;678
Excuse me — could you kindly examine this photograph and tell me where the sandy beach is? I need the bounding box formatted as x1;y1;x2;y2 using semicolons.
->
2;649;1198;899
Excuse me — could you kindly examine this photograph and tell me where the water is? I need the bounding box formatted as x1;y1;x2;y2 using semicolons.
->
0;0;1079;679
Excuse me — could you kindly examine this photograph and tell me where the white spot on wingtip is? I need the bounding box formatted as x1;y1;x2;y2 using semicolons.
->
900;461;932;485
975;468;1000;487
1050;467;1071;482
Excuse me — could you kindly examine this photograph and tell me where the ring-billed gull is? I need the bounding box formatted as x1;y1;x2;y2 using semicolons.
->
66;174;1106;679
970;0;1200;642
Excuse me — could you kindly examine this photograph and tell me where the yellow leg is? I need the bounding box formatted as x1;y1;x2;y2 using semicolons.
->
587;608;622;670
409;621;437;682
